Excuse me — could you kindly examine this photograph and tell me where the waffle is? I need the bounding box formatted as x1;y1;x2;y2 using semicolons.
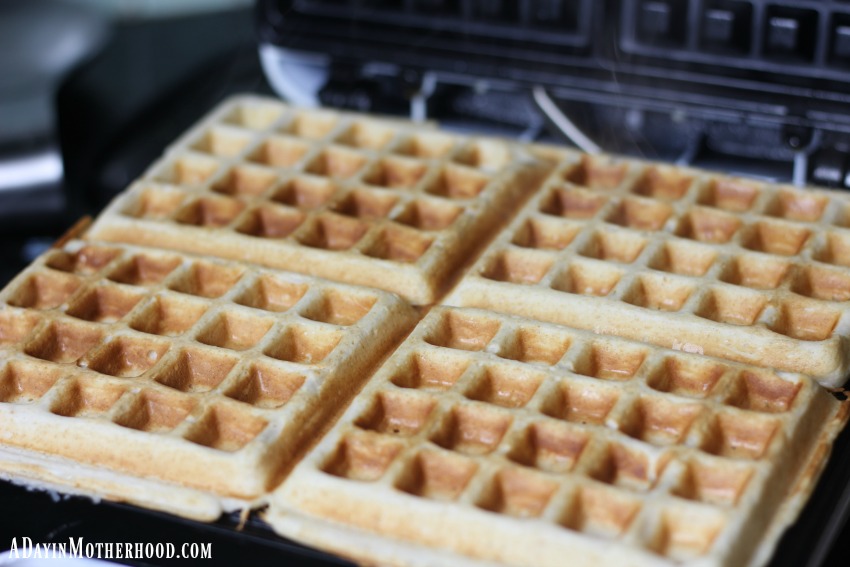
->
268;306;848;567
0;240;415;519
446;148;850;386
0;97;848;564
86;95;550;304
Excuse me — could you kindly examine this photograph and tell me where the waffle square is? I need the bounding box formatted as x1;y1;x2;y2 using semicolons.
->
0;240;415;519
268;306;847;567
447;148;850;386
87;95;551;304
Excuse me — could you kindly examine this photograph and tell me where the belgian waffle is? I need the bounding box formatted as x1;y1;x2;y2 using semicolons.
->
87;95;550;304
0;240;415;519
0;96;847;566
268;306;848;567
446;148;850;386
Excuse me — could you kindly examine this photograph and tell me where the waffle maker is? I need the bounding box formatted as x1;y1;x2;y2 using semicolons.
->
256;0;850;187
3;2;850;565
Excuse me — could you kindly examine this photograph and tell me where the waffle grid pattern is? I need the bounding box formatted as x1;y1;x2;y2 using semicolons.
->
88;96;547;304
275;306;835;566
0;97;847;565
0;240;413;497
448;148;850;383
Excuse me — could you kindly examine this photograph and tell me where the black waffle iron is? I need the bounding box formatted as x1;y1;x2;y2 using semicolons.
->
2;2;850;566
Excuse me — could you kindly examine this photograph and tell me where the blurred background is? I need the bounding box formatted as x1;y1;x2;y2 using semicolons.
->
3;1;850;565
0;0;261;286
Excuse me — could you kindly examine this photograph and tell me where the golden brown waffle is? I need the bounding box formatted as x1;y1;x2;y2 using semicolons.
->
446;148;850;386
0;240;415;519
268;306;848;567
87;95;550;304
0;97;847;565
